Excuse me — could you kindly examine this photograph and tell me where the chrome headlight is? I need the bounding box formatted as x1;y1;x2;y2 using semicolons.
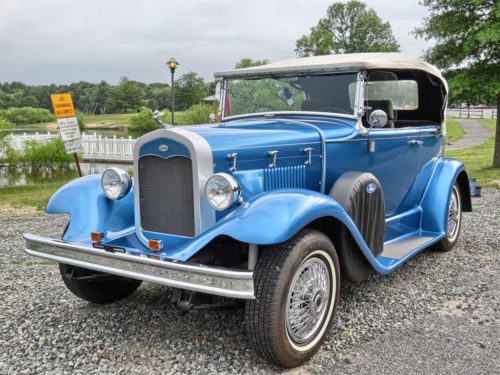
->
205;173;241;211
101;167;132;200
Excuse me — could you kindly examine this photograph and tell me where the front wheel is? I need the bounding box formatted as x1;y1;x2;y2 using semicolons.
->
59;264;142;304
245;229;340;368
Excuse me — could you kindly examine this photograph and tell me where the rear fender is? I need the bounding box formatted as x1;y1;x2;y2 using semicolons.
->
420;157;471;233
46;174;135;243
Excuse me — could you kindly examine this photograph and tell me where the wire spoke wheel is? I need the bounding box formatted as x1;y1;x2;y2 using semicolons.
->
286;256;332;345
245;229;340;368
447;185;461;241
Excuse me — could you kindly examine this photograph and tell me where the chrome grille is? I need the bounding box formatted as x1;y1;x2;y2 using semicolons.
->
138;155;195;237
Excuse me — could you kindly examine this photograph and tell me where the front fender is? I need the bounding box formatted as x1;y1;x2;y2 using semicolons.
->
171;189;377;267
46;174;135;243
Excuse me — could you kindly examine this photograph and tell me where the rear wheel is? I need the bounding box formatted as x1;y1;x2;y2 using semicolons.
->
433;183;462;251
245;229;340;368
59;264;142;304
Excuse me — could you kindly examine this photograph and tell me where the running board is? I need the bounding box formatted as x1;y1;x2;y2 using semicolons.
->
381;235;435;260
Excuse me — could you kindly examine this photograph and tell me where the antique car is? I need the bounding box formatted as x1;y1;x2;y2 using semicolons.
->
23;53;471;368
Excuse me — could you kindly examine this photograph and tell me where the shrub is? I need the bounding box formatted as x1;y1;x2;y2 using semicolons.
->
129;109;161;137
76;112;86;131
22;138;73;167
184;104;215;124
1;143;22;164
0;107;55;125
0;118;13;140
158;109;186;125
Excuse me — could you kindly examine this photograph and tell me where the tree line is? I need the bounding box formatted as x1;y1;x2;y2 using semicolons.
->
0;72;211;115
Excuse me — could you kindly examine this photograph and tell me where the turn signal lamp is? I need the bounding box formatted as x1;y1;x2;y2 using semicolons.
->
91;232;104;242
148;239;163;252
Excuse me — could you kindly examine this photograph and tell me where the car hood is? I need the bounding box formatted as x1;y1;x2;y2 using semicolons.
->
183;117;355;153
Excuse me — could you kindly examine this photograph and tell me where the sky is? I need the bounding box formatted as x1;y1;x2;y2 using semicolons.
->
0;0;431;85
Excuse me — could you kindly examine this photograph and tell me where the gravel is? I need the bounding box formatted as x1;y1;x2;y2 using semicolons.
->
0;190;499;374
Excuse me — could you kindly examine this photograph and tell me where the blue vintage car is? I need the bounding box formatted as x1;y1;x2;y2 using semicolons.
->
24;53;471;367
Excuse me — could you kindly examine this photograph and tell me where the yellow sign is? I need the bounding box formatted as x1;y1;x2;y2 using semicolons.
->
50;93;76;118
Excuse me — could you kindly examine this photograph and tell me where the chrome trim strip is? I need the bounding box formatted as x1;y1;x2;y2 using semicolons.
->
222;111;357;122
23;233;254;299
212;141;321;153
133;129;216;247
326;133;439;143
274;119;327;194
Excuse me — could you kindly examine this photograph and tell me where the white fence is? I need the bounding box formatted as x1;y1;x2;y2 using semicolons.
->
4;132;135;162
447;108;497;119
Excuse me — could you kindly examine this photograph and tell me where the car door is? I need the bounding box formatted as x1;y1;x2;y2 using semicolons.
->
367;127;421;216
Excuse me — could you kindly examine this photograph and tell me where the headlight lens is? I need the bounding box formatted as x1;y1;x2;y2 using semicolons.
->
101;167;132;200
205;173;241;211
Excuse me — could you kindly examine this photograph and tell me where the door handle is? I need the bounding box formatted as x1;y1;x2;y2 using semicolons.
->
408;140;423;145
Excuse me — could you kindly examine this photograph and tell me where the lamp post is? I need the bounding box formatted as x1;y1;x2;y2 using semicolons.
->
167;57;179;125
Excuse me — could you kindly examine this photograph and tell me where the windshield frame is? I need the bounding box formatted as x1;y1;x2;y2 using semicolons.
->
220;70;365;122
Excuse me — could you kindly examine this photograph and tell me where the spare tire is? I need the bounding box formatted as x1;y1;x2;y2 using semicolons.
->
329;172;385;282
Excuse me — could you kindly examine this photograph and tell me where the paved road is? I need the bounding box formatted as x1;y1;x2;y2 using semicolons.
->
447;119;493;150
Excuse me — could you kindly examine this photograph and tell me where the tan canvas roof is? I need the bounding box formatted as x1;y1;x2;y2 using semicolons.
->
214;52;447;90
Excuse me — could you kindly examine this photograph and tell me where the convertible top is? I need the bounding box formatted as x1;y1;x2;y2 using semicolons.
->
214;53;447;92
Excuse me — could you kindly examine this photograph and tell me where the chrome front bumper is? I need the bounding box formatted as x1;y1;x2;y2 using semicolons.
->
23;233;255;299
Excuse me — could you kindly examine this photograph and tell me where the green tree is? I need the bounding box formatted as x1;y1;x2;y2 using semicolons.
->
415;0;500;167
107;77;145;112
174;72;208;111
235;58;269;69
95;81;111;114
295;0;400;57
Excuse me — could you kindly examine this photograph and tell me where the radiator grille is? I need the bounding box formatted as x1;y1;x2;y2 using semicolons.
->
264;165;306;190
138;155;195;237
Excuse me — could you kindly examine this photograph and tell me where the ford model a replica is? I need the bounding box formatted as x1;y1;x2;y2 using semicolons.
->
24;53;471;367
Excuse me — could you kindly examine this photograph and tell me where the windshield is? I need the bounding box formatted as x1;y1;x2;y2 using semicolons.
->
224;72;358;117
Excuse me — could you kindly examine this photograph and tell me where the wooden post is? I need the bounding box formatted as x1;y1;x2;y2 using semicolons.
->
74;153;82;177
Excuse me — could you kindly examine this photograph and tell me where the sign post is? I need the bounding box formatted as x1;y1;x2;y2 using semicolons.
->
50;93;82;176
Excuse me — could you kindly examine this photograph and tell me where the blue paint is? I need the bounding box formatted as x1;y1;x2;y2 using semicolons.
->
139;137;190;158
45;113;468;276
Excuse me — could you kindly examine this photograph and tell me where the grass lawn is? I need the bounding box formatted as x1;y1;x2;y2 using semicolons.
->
446;119;465;142
446;119;499;188
83;113;136;129
0;180;71;211
23;111;191;133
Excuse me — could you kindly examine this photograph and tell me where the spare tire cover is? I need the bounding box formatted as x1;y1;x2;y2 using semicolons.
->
330;172;385;257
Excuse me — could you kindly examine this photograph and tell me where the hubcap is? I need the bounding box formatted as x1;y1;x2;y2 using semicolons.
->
286;256;331;345
447;186;460;239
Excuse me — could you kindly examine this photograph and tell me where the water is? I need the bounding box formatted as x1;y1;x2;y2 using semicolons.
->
0;162;133;188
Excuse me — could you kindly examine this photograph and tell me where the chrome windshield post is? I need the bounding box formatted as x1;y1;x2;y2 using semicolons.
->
354;70;369;135
219;79;228;125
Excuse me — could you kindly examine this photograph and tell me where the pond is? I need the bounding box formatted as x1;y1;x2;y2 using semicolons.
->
0;162;133;188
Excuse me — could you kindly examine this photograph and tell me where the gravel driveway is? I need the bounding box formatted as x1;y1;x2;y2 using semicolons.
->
1;190;499;374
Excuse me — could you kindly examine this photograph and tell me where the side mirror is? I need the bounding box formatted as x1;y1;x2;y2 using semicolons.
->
368;109;388;128
209;113;216;123
214;82;222;102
